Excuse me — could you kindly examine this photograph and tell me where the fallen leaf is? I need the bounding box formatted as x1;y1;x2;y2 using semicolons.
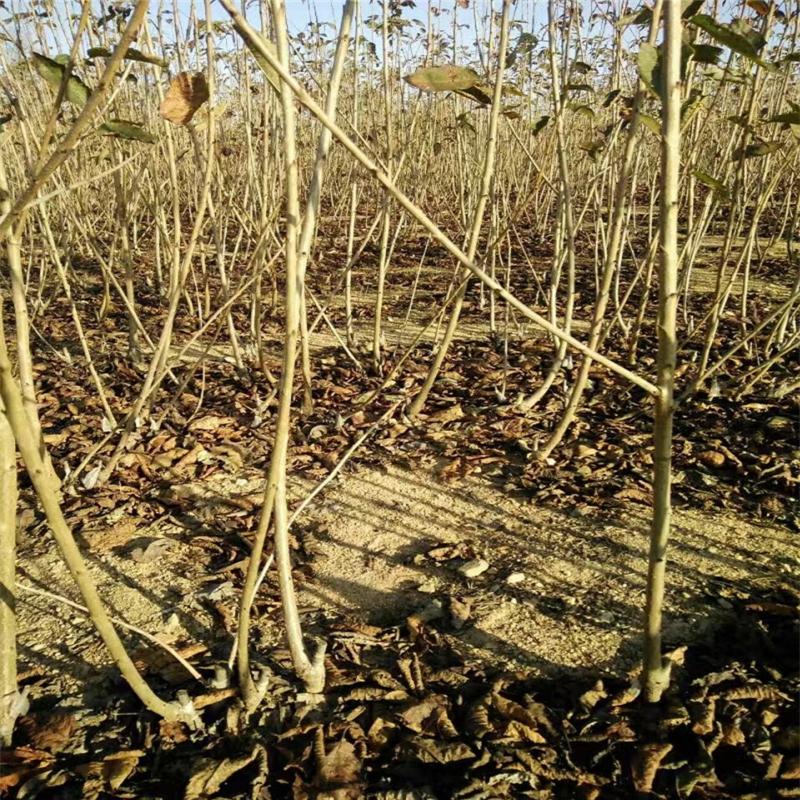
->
160;72;210;126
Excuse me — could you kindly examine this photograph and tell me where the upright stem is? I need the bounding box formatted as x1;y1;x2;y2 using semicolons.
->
236;0;326;707
0;307;182;722
408;0;512;417
642;0;681;704
372;0;395;373
0;385;17;746
297;0;356;413
535;0;662;457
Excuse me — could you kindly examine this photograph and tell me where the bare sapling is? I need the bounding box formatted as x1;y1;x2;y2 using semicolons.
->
0;304;192;723
642;0;682;704
408;0;513;416
0;384;20;746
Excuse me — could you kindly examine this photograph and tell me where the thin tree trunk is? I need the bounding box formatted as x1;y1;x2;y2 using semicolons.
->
0;306;185;722
642;0;681;704
408;0;512;417
0;389;18;747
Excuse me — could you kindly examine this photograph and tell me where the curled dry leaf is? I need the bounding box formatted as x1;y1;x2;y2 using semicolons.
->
314;732;364;799
160;72;210;126
17;712;76;753
184;744;266;800
631;742;673;793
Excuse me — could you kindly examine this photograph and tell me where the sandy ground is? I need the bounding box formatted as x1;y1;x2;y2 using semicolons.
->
15;459;798;701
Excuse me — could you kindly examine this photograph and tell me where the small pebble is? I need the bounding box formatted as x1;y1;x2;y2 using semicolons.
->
417;578;438;594
459;558;490;578
163;612;180;630
599;611;614;623
506;572;526;585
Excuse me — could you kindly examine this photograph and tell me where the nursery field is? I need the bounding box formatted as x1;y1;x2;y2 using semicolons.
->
0;1;798;798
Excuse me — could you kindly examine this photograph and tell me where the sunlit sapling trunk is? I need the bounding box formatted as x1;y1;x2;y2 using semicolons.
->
642;0;681;705
515;0;577;412
113;147;140;361
0;307;188;722
100;40;217;482
0;390;19;747
221;0;325;705
344;8;361;349
266;0;326;695
408;0;513;417
535;0;663;459
297;0;356;414
0;155;57;492
372;0;395;374
219;0;658;399
193;11;245;372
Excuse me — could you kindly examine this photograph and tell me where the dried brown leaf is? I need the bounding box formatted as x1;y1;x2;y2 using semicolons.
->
102;751;142;791
184;744;266;799
400;695;449;734
402;735;474;764
17;712;76;753
467;700;493;738
631;742;672;794
160;72;210;126
720;683;789;701
689;698;716;735
315;735;363;799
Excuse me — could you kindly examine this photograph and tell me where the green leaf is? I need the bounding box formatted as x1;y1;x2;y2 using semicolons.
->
225;16;281;94
566;82;594;93
638;42;659;92
455;111;476;134
690;14;781;72
568;104;595;119
681;1;705;18
579;138;606;161
603;89;622;107
571;61;593;74
704;64;750;84
639;114;661;135
765;111;800;125
97;119;157;143
618;7;652;27
121;47;169;68
681;93;707;128
245;37;281;95
727;114;751;128
693;170;730;202
31;52;90;108
404;65;481;93
732;140;783;159
690;43;724;64
516;32;538;54
784;52;800;63
456;83;493;105
87;46;169;68
530;115;550;136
